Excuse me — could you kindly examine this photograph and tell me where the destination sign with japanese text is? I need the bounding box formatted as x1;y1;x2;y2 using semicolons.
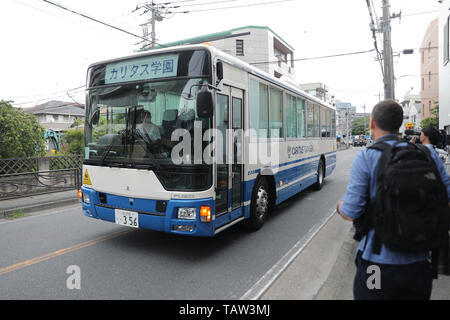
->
105;54;178;84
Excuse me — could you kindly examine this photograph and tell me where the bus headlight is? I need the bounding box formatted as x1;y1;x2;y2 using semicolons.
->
177;208;196;220
82;193;91;204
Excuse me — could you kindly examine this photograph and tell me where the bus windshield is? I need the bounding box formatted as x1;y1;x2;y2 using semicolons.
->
84;78;211;168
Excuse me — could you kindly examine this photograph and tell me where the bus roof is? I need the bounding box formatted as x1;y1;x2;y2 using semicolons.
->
87;44;335;110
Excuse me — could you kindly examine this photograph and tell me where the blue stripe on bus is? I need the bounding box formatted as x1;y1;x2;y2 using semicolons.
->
243;152;337;204
247;151;336;176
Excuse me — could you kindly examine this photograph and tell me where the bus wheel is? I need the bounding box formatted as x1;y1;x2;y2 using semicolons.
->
245;177;271;231
312;160;325;191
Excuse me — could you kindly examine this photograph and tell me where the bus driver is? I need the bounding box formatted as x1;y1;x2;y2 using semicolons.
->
138;110;161;141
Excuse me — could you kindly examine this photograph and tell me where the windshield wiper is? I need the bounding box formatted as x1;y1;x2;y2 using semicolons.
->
100;140;116;166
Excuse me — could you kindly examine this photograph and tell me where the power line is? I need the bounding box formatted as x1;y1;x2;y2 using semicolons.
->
11;86;86;106
365;0;384;78
170;0;294;13
154;0;200;4
39;0;165;47
175;0;239;7
3;85;86;100
402;10;438;17
398;73;439;78
11;0;136;44
249;49;375;65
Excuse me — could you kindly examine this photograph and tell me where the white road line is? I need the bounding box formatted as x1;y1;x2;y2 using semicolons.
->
240;206;337;300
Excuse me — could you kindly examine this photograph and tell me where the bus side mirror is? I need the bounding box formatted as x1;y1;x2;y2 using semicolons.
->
92;110;100;125
196;85;214;118
217;62;223;81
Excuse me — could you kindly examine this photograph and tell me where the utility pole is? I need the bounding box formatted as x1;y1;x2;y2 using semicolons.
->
382;0;395;100
375;92;382;102
150;2;156;49
135;2;168;49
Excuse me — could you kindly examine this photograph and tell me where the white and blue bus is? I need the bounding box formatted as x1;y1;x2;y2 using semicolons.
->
80;44;337;236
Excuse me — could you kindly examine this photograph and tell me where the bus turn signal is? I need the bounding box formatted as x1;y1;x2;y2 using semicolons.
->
200;206;211;222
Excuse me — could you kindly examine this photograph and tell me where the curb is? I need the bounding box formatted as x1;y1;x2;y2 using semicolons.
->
0;197;80;218
241;207;337;300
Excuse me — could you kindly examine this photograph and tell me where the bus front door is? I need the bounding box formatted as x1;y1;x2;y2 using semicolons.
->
215;86;244;225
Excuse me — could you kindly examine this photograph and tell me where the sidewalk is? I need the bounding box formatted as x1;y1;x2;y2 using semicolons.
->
262;213;450;300
0;189;79;218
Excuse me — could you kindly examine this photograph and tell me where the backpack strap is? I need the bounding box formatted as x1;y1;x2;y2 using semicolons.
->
372;233;382;255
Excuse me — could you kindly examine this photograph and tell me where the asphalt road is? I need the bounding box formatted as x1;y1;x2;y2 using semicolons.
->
0;147;359;300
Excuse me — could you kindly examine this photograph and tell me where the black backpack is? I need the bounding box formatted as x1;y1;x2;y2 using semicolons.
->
353;137;450;276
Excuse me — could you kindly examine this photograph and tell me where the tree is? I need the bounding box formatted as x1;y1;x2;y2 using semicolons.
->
61;128;84;154
0;100;46;159
351;116;370;136
420;102;439;129
70;117;84;128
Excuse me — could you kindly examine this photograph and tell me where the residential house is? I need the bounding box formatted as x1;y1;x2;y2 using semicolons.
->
23;100;85;133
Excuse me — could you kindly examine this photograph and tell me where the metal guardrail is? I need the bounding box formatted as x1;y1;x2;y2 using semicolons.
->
0;168;81;200
0;155;83;200
0;155;83;175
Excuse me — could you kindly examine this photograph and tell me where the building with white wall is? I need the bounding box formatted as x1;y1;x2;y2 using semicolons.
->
335;100;356;139
152;26;296;80
400;92;422;133
420;18;439;120
298;82;333;104
439;0;450;131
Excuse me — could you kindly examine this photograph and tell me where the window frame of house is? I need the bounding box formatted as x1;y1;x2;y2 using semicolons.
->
236;39;244;56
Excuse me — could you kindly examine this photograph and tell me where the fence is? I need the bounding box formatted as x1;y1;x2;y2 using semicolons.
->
0;155;82;200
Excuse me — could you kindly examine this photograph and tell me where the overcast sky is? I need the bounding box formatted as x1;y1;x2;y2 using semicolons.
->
0;0;440;112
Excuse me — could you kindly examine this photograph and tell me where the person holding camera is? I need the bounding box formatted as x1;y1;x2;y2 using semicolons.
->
410;126;439;147
410;126;448;163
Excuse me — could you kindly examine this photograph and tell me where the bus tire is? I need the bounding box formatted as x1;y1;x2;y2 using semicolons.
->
312;160;325;191
244;177;272;231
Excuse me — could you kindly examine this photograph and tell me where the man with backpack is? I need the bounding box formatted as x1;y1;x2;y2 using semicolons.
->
337;99;450;300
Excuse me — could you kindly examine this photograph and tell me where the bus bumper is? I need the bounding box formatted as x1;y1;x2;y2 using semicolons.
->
80;187;216;237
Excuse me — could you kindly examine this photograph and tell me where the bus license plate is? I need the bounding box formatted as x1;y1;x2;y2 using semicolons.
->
115;209;139;228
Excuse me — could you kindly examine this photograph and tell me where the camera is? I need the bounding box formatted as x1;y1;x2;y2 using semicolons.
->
403;129;422;144
437;129;450;149
404;129;450;149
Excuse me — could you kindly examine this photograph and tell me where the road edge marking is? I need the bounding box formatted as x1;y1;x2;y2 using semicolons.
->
240;206;337;300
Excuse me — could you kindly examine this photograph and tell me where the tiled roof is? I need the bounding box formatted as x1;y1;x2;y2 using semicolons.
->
23;100;85;116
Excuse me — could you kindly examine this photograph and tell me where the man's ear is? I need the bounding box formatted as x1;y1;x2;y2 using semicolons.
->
370;117;376;130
